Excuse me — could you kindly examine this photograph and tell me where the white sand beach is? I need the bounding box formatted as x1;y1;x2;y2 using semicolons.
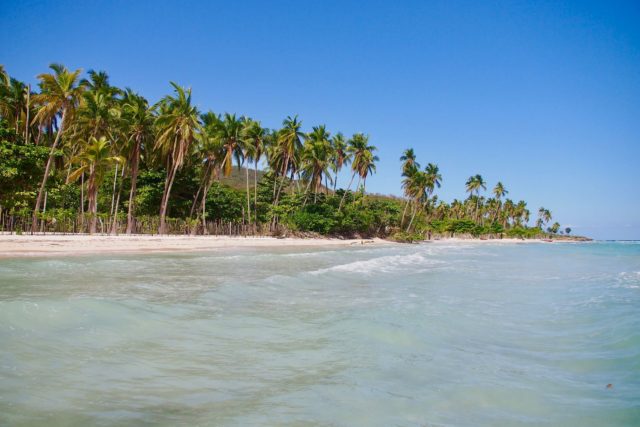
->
0;234;391;258
0;234;583;258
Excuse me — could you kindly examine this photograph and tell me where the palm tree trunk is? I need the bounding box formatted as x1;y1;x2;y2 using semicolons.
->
400;200;410;226
245;164;251;224
24;85;30;143
109;163;119;219
159;162;178;234
406;202;418;232
274;155;289;206
32;108;66;232
125;140;140;234
110;167;125;234
254;159;258;224
338;171;357;212
88;168;98;234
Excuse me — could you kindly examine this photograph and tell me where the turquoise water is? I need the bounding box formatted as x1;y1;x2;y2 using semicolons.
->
0;242;639;426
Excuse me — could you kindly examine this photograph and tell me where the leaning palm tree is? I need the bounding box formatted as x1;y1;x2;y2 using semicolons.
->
121;90;155;234
154;82;201;234
30;63;85;232
67;136;123;233
465;174;486;222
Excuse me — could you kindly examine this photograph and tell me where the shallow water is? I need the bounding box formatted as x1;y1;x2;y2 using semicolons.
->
1;241;639;426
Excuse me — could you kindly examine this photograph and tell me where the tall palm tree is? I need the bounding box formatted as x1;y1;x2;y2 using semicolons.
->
405;170;428;231
154;82;201;234
339;133;376;210
492;181;508;223
273;115;304;205
242;120;268;222
121;90;154;234
30;63;85;232
424;163;442;218
67;136;123;233
330;132;350;192
537;207;552;229
301;125;333;203
192;112;225;230
400;148;420;176
465;174;486;222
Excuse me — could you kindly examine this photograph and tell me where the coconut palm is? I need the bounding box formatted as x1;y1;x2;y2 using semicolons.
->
301;125;333;203
242;120;269;222
30;63;85;232
537;207;552;229
67;136;123;233
465;174;486;222
154;82;201;234
339;133;376;210
400;148;420;176
121;90;154;234
492;181;508;222
330;132;350;192
191;112;225;230
273;115;304;205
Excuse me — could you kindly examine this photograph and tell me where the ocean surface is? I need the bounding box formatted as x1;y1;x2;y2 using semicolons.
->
0;241;638;426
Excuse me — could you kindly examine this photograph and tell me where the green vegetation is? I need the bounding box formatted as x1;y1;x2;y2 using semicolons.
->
0;64;572;240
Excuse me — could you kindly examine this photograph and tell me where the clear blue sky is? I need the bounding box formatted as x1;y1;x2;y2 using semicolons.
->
2;0;639;239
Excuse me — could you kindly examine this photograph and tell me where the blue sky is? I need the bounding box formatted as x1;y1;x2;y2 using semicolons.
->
2;0;639;239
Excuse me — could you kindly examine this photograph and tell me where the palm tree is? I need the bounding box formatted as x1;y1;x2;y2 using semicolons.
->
465;174;486;222
492;181;507;222
192;112;225;230
400;148;420;176
30;63;85;232
273;115;304;205
339;133;376;210
424;163;442;218
67;136;123;233
301;125;333;203
154;82;201;234
330;132;350;191
121;90;154;234
242;120;268;222
405;170;428;231
537;207;552;229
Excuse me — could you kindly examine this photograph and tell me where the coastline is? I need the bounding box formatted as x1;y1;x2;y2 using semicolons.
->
0;233;588;259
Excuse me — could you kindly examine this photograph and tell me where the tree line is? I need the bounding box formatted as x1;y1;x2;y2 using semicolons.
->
0;63;569;239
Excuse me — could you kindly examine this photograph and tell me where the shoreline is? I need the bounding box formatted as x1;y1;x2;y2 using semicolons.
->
0;233;589;259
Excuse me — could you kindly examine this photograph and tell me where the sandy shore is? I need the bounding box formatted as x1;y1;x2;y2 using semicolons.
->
0;234;587;258
0;234;389;258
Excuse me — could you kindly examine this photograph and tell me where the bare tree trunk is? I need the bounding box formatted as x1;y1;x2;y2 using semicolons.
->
32;109;67;232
